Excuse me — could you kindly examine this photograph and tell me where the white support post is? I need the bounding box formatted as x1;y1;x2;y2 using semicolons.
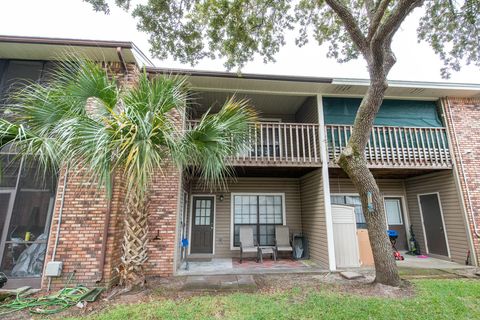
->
317;94;336;271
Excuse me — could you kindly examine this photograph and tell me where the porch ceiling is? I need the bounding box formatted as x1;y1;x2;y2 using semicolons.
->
233;166;317;178
329;167;450;179
190;91;310;115
186;166;317;178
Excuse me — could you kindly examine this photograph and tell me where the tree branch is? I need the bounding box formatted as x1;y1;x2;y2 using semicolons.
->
324;0;368;54
372;0;424;46
369;0;423;73
364;0;375;20
367;0;392;41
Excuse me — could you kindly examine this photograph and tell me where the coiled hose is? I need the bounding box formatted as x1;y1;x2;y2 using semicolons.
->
0;273;95;315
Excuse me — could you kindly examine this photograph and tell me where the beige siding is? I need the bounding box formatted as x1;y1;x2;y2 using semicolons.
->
405;171;470;264
329;178;406;196
190;177;302;258
295;97;318;123
300;169;329;268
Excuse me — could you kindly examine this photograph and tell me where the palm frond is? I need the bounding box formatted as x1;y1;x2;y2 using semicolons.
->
123;72;189;116
49;57;119;113
0;118;61;179
178;97;257;190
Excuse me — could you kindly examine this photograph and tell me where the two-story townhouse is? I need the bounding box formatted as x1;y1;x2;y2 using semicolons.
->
1;35;479;290
163;70;479;273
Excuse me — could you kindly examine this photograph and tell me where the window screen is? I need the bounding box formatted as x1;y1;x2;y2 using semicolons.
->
233;195;283;247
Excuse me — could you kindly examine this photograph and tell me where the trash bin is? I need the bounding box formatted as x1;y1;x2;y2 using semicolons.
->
292;234;308;260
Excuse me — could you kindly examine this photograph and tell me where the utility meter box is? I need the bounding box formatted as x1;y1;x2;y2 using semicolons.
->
45;261;63;277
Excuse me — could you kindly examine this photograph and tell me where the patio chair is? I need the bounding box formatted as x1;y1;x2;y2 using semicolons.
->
274;226;293;258
239;226;260;263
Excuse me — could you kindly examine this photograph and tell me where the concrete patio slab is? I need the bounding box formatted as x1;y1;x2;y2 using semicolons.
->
177;258;324;276
397;254;474;269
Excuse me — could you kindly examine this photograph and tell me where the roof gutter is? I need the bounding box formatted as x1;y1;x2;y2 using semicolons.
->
333;77;480;91
0;35;133;49
146;66;333;83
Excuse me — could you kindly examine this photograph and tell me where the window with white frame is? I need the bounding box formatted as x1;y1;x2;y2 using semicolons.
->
233;194;284;247
384;198;403;225
331;195;405;229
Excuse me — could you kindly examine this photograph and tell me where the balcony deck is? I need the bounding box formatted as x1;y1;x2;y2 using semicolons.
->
186;121;452;169
326;124;452;169
187;121;322;167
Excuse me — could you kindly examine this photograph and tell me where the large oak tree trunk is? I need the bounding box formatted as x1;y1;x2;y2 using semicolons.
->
324;0;424;288
337;75;401;287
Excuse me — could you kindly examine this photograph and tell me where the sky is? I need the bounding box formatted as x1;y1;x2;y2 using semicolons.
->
0;0;478;84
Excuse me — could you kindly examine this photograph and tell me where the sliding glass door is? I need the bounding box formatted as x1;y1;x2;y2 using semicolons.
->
0;153;56;283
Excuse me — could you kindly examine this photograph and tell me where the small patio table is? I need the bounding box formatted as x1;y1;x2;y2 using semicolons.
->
259;247;277;263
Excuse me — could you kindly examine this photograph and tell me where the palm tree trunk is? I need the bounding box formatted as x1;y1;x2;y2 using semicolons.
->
119;192;149;288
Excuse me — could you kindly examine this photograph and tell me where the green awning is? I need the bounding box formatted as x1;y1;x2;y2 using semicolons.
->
323;97;443;127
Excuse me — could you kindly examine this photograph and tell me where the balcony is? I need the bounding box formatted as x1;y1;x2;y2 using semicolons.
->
326;124;452;169
187;121;321;167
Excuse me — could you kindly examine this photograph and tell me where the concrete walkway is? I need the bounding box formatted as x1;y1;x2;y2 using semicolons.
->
182;275;257;291
397;253;474;269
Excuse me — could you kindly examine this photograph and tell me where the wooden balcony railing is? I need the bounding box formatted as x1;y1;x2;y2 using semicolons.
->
326;124;452;168
187;121;321;166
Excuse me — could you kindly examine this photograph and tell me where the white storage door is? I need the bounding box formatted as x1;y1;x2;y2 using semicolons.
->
332;205;360;268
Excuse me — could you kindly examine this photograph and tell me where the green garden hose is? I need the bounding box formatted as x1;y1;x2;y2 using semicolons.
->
0;272;103;316
0;286;92;315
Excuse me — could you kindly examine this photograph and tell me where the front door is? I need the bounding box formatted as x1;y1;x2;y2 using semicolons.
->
191;196;214;254
384;198;408;250
419;193;449;257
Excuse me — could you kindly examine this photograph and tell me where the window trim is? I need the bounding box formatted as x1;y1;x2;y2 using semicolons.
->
230;192;286;250
330;193;411;232
383;198;404;226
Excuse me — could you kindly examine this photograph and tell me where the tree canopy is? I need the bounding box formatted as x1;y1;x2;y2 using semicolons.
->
85;0;479;78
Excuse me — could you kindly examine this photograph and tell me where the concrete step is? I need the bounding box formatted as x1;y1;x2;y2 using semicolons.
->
182;275;257;291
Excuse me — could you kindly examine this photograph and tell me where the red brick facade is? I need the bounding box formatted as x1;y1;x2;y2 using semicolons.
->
42;169;126;289
41;63;182;289
443;97;480;266
145;164;182;277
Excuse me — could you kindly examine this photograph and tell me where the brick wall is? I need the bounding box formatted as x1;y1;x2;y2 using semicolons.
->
42;63;183;289
145;164;182;277
444;97;480;265
42;169;122;289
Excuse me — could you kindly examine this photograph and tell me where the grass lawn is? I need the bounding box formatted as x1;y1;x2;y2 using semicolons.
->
65;279;480;320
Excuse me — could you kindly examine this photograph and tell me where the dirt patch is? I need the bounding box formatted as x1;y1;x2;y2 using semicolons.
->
254;272;415;299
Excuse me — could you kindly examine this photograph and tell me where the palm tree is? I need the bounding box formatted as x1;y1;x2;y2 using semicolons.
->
0;58;257;288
